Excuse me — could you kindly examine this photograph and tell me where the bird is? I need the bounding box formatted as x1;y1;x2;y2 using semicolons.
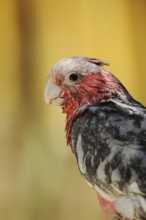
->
44;57;146;220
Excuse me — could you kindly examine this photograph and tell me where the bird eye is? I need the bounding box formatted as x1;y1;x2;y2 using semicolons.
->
69;73;79;81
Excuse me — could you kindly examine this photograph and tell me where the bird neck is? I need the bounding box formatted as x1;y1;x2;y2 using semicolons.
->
63;98;86;146
62;73;128;146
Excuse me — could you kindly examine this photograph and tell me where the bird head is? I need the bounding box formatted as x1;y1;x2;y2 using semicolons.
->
44;57;131;145
45;57;128;116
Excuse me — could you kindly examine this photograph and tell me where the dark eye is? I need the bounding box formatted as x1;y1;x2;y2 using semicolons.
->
69;73;79;81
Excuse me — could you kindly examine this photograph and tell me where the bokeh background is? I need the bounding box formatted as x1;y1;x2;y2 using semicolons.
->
1;0;146;220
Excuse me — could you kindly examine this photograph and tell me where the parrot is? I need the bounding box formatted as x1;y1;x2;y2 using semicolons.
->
44;57;146;220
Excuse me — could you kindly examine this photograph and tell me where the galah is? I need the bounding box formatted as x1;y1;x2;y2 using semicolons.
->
44;57;146;220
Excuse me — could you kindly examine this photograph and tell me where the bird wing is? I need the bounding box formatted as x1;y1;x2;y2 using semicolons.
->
71;100;146;197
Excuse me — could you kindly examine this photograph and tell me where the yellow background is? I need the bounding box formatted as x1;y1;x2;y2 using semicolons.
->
1;0;146;220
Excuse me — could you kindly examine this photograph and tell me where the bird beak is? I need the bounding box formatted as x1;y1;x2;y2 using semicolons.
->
44;80;63;106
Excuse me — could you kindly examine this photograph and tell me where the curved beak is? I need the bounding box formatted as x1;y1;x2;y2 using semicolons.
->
44;81;63;105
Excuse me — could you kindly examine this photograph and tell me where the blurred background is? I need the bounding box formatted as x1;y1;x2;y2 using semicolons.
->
1;0;146;219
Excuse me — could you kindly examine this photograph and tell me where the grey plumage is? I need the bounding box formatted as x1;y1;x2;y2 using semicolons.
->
72;100;146;219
